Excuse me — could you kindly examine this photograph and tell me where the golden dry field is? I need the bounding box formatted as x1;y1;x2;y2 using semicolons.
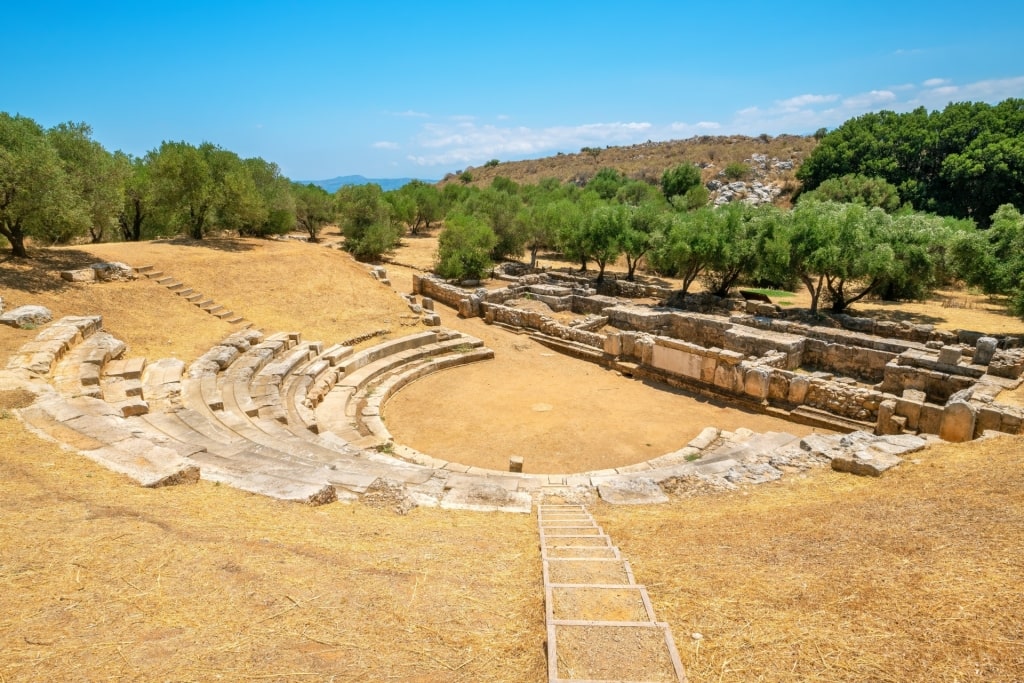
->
1;233;1023;682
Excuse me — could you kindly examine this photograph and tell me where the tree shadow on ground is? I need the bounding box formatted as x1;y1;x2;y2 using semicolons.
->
162;237;257;253
0;249;101;294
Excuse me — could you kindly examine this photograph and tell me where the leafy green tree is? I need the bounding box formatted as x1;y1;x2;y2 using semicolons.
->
515;200;558;269
798;173;903;212
240;157;295;237
150;141;216;239
292;182;335;242
648;209;713;292
787;201;898;314
461;186;524;261
950;204;1024;315
345;220;403;261
435;213;496;280
47;122;127;243
699;203;766;297
660;163;702;200
798;100;1024;226
553;196;592;272
585;167;627;200
337;183;401;259
621;202;668;280
391;180;441;235
0;113;88;257
581;203;627;282
115;152;158;241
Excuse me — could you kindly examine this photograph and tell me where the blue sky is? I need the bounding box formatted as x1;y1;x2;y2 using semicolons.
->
4;1;1023;181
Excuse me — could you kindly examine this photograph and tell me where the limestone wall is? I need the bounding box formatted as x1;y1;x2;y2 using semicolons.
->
482;303;605;348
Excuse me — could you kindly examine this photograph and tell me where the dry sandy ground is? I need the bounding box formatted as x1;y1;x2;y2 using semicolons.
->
2;234;1023;681
381;232;1024;473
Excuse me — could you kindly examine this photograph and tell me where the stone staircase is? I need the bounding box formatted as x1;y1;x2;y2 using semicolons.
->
135;265;249;326
539;504;686;682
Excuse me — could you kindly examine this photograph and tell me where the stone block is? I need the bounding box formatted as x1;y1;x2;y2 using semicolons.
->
61;268;96;282
937;346;962;365
422;313;441;327
831;449;902;476
787;375;810;404
973;337;998;365
743;367;769;400
508;456;523;473
918;403;943;435
975;406;1004;437
421;296;434;311
894;396;924;431
875;398;901;435
0;305;52;329
604;333;622;356
597;477;669;504
700;355;716;383
939;400;976;442
767;371;790;401
713;363;742;393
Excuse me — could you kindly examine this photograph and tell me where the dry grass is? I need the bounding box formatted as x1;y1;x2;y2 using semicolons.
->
443;134;817;208
2;235;1024;681
596;437;1024;682
0;414;545;682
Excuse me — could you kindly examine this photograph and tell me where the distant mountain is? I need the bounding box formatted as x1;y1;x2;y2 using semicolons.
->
296;175;438;193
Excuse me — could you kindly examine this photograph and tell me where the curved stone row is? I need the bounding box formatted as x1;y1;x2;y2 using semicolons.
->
5;315;935;511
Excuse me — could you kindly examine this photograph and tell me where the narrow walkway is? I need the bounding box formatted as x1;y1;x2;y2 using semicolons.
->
539;504;686;682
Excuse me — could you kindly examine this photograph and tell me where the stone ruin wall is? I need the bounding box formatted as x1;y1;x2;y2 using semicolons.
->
412;273;1024;442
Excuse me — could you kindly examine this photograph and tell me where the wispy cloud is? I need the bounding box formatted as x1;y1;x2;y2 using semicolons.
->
393;75;1024;171
776;93;839;110
407;120;653;167
372;141;400;150
386;110;429;118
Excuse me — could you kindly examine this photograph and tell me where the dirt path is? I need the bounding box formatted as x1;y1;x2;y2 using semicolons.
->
382;262;823;474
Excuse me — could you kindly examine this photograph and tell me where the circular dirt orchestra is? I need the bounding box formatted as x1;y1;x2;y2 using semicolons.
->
382;308;823;474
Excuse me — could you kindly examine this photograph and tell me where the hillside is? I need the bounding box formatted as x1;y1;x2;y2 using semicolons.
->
439;134;818;206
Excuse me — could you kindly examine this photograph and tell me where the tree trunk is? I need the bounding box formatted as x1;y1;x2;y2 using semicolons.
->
1;221;29;258
529;244;538;269
579;254;588;272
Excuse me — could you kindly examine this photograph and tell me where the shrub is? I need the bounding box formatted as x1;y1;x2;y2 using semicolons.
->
435;213;496;281
723;162;748;181
484;159;500;168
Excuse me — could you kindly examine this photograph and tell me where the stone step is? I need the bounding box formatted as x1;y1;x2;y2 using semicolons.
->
165;282;186;291
184;293;205;302
143;271;165;279
175;288;194;297
211;309;234;319
154;276;175;285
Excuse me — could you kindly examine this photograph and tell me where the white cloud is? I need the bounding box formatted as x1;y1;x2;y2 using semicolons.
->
776;93;839;110
372;141;399;150
407;120;653;168
669;121;721;135
923;78;949;88
842;90;897;109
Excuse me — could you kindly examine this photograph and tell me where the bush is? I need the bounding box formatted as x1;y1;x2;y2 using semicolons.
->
723;162;748;181
484;159;500;168
343;221;402;261
435;213;497;281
